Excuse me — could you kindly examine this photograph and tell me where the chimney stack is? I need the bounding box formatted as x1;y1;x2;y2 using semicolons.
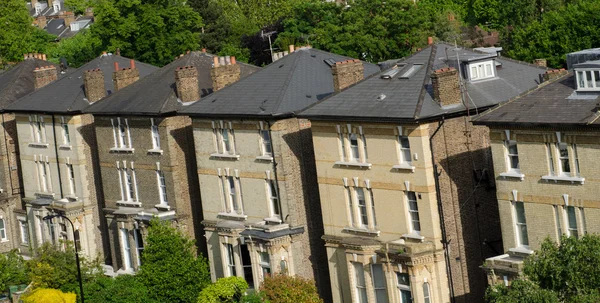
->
84;68;106;103
331;59;364;93
60;11;75;27
85;7;94;18
431;67;461;107
289;45;295;53
211;56;241;91
175;66;200;102
534;59;547;67
542;69;568;82
33;66;58;89
31;0;38;8
112;59;139;91
37;15;47;28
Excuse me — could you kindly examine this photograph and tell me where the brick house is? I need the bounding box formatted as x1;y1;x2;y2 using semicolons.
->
474;50;599;285
298;43;547;303
85;51;259;273
178;46;379;298
0;54;55;254
5;53;157;264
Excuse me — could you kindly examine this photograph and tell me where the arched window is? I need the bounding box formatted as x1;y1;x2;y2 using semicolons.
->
423;282;431;303
0;219;6;241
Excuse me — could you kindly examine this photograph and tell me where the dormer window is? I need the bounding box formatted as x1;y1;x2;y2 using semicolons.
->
575;70;600;90
468;60;495;81
35;3;42;14
53;1;60;13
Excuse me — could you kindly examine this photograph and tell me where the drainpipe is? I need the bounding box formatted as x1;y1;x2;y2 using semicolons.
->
266;121;285;224
428;118;456;303
1;113;16;195
51;114;64;199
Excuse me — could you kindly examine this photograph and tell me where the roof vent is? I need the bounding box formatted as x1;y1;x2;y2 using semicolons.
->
381;66;400;79
399;64;423;79
324;58;337;67
377;94;386;101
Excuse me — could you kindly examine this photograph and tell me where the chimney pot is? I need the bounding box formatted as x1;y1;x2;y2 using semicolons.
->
225;56;231;65
331;59;364;92
175;65;200;102
114;62;119;71
42;54;47;60
219;57;226;66
130;59;135;69
34;65;58;89
186;50;190;54
113;60;140;91
428;37;434;45
211;56;241;92
231;56;236;65
213;56;220;67
202;48;206;53
289;45;295;53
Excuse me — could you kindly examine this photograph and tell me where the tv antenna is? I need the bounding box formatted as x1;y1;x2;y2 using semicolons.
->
261;30;277;62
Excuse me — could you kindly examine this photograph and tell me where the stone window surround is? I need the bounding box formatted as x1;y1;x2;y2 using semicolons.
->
28;114;48;146
148;118;162;154
0;216;7;242
34;154;53;194
217;168;246;219
211;120;239;159
257;121;273;161
64;157;77;199
342;177;378;235
17;216;28;244
110;118;134;152
335;124;371;168
542;132;584;184
60;116;71;148
393;126;415;172
155;162;169;210
116;161;140;206
499;130;523;181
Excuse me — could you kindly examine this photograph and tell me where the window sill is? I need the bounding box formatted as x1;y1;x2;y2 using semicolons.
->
210;153;240;160
264;217;282;224
0;239;8;243
35;192;55;199
59;145;72;150
28;142;49;148
217;212;247;221
499;171;525;181
116;200;142;207
402;232;425;241
334;161;372;169
154;204;170;211
147;148;163;155
255;155;274;162
392;163;415;172
110;147;135;153
509;247;533;255
342;227;380;236
542;175;585;184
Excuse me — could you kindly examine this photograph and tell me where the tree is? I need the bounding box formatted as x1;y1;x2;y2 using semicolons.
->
0;0;55;62
85;275;157;303
90;0;203;66
0;250;28;292
21;288;77;303
64;0;91;15
197;277;248;303
48;29;103;68
486;235;600;303
137;219;210;303
259;275;323;303
26;242;103;295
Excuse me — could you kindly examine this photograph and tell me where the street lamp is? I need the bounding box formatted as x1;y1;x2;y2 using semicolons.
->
42;214;85;303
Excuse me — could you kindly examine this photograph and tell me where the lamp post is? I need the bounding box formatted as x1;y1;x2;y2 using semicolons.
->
42;214;85;303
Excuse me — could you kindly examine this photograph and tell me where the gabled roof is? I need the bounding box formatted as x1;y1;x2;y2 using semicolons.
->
299;43;547;123
0;58;60;111
85;51;261;116
473;73;600;127
7;54;158;114
178;48;380;118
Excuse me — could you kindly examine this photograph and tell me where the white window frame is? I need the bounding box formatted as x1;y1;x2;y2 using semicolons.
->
259;251;271;278
120;228;132;270
66;163;76;196
423;282;431;303
134;228;144;266
111;118;132;149
564;206;578;238
468;60;495;81
267;179;280;219
557;142;571;176
19;220;28;244
513;201;529;248
407;191;421;235
0;218;6;241
225;243;237;277
219;170;243;215
61;117;70;146
396;272;412;303
504;131;519;173
371;264;389;303
29;115;46;143
575;69;600;91
35;155;51;193
337;125;368;163
117;161;138;203
259;122;272;157
353;263;368;303
150;118;161;150
212;121;236;155
398;132;412;165
157;170;168;206
345;179;377;230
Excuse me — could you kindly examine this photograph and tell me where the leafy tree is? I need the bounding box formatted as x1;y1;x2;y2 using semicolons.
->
21;288;77;303
0;250;29;292
486;235;600;303
0;0;55;62
137;219;210;303
90;0;203;66
259;275;322;303
85;275;156;303
64;0;91;15
26;242;103;295
197;276;248;303
48;29;103;68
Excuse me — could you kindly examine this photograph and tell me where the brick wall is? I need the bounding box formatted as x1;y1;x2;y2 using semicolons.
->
331;60;364;92
431;68;461;107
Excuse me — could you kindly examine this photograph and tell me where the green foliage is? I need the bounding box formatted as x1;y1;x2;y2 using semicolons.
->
21;288;77;303
85;275;156;303
137;219;210;303
90;0;203;66
0;0;55;62
47;29;103;68
26;242;103;295
64;0;91;15
486;235;600;303
0;250;29;292
197;276;248;303
259;275;322;303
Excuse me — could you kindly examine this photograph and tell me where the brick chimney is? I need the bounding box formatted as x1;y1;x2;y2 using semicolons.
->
211;56;240;91
31;0;38;8
37;15;47;28
59;11;75;27
85;7;94;18
112;59;139;91
542;69;568;82
534;59;547;67
175;66;200;102
331;59;364;92
84;68;105;103
428;37;434;45
431;67;461;106
33;66;58;89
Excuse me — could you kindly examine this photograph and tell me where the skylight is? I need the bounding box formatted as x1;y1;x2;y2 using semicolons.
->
399;64;423;79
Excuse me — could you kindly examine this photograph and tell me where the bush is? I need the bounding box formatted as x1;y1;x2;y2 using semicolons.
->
197;276;248;303
21;288;76;303
259;275;322;303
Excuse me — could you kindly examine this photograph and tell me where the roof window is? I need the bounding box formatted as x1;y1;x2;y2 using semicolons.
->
467;60;495;81
399;64;423;79
575;69;600;91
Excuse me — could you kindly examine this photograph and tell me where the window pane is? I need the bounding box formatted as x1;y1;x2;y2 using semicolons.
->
423;283;431;303
350;133;359;161
356;188;368;226
595;71;600;88
486;64;493;76
240;244;254;289
578;71;585;88
372;264;389;303
354;263;368;303
586;71;593;87
515;202;526;223
397;272;410;286
471;66;478;79
261;130;272;155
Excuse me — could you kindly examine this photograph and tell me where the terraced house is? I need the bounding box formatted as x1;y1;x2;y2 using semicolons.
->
5;53;156;264
298;43;547;303
0;54;55;254
179;46;379;299
476;49;600;285
86;51;259;273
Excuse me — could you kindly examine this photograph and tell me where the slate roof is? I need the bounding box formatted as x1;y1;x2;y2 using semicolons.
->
178;48;380;118
299;43;547;122
473;73;600;127
0;58;60;112
45;17;92;38
7;54;158;114
85;51;261;116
